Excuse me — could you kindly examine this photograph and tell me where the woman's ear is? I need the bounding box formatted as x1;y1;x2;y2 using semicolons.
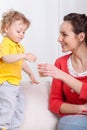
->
79;32;85;42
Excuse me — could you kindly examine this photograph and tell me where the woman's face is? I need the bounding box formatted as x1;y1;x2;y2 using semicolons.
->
58;21;81;53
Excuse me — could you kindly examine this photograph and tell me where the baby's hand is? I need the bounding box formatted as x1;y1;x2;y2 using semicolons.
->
24;53;37;62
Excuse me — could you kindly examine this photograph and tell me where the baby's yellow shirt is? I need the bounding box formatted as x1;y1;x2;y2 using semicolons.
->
0;37;24;85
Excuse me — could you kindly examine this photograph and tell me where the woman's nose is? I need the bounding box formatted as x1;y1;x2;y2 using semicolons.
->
58;35;62;42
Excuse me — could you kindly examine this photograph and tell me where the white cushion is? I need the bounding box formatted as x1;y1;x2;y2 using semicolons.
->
19;81;58;130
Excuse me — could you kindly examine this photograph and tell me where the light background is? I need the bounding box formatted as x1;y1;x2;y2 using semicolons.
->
0;0;87;81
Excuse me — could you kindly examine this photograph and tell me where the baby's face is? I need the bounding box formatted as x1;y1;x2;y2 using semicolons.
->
5;20;28;43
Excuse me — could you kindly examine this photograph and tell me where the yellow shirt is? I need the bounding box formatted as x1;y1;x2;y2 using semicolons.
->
0;37;24;85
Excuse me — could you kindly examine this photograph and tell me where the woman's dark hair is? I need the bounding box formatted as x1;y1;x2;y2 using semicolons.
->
64;13;87;45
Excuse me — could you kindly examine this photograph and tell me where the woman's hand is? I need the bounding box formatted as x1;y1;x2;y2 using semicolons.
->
38;63;64;79
79;103;87;115
38;63;82;94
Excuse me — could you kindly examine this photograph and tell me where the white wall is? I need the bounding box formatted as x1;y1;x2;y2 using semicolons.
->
1;0;87;81
0;0;58;81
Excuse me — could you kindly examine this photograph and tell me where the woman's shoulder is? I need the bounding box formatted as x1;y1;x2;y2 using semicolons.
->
55;53;72;65
57;53;71;60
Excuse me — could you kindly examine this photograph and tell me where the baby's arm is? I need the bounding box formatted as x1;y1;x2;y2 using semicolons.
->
22;61;39;84
1;53;37;63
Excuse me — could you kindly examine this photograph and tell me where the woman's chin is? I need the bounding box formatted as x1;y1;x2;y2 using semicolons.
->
62;49;67;53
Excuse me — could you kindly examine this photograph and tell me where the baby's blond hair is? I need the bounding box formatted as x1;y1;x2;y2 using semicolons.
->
0;9;31;35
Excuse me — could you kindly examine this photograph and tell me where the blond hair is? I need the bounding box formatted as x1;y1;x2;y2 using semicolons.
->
0;9;31;35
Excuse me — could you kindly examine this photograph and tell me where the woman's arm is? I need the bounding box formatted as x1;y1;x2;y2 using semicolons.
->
38;64;82;94
60;102;87;115
60;103;80;114
38;63;87;115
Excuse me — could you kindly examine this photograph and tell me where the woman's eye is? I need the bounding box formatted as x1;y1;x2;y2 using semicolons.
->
63;33;68;36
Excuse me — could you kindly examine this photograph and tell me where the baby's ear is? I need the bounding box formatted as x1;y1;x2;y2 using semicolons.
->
4;25;9;33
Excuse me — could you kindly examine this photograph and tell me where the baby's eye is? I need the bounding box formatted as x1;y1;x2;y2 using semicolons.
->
17;31;20;33
23;32;25;34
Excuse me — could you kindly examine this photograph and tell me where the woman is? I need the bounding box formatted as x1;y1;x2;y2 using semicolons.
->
38;13;87;130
